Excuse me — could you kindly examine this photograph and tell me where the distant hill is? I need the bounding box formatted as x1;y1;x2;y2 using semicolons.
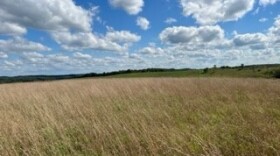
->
0;64;280;84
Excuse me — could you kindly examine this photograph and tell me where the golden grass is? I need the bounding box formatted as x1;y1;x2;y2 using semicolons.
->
0;78;279;155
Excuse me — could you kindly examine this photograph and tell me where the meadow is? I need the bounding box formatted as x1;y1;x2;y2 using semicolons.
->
1;64;280;84
0;78;280;155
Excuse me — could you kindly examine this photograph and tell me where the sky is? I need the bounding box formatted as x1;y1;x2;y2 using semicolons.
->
0;0;280;76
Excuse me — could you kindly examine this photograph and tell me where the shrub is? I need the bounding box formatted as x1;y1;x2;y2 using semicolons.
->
203;68;209;73
273;69;280;78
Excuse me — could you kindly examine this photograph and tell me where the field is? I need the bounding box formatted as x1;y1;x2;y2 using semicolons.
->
0;78;280;155
111;65;280;78
1;64;280;84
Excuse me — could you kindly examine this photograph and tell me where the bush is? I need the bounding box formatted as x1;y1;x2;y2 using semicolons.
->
203;68;209;73
273;70;280;78
221;66;230;69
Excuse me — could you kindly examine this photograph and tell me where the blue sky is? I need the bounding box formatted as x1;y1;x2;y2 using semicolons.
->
0;0;280;76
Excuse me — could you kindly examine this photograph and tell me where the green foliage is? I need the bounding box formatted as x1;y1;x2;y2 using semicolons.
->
273;69;280;78
0;64;280;84
203;68;209;73
241;64;245;69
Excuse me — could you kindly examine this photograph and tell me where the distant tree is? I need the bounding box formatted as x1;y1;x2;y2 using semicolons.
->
273;69;280;78
213;65;217;69
221;66;230;69
203;68;209;73
240;64;245;69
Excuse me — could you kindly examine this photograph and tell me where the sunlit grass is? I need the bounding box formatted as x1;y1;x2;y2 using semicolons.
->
0;78;279;155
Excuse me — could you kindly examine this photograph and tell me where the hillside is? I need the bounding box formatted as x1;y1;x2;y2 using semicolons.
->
0;78;279;155
1;64;280;84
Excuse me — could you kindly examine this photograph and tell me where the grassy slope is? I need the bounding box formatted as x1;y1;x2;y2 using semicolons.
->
111;65;280;78
1;64;280;84
0;78;280;155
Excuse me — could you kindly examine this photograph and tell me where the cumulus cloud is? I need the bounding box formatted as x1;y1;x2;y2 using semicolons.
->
47;54;70;63
259;0;280;6
14;14;280;75
0;0;94;33
240;16;280;49
1;0;280;76
233;33;267;46
22;52;46;64
230;16;280;50
105;30;141;44
22;52;93;70
0;0;140;53
4;60;22;68
0;52;8;59
23;52;44;58
159;25;224;44
0;37;50;53
165;18;177;24
152;15;280;69
0;22;26;35
73;52;92;60
180;0;255;25
127;53;143;60
108;0;144;15
159;23;279;53
138;46;165;56
269;15;280;43
51;32;123;52
259;18;268;22
232;33;268;49
136;17;150;30
271;16;280;30
52;29;140;52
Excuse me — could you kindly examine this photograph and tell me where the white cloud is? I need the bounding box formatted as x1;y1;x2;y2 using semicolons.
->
108;0;144;15
3;60;23;71
232;33;268;49
0;0;94;33
259;18;268;22
138;46;165;56
5;14;280;76
259;0;280;6
1;0;280;75
180;0;255;25
152;15;280;69
22;52;45;64
269;16;280;35
73;52;92;59
252;7;260;15
47;54;70;63
22;52;93;70
0;0;140;53
165;18;177;24
269;16;280;44
0;37;50;53
0;22;26;35
159;23;278;53
4;60;19;67
105;30;141;44
0;52;8;59
159;25;224;44
51;32;123;52
23;52;44;58
52;29;140;52
128;53;143;60
229;16;280;50
136;17;150;30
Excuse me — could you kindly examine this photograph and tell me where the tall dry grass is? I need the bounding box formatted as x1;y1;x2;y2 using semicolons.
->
0;78;279;155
